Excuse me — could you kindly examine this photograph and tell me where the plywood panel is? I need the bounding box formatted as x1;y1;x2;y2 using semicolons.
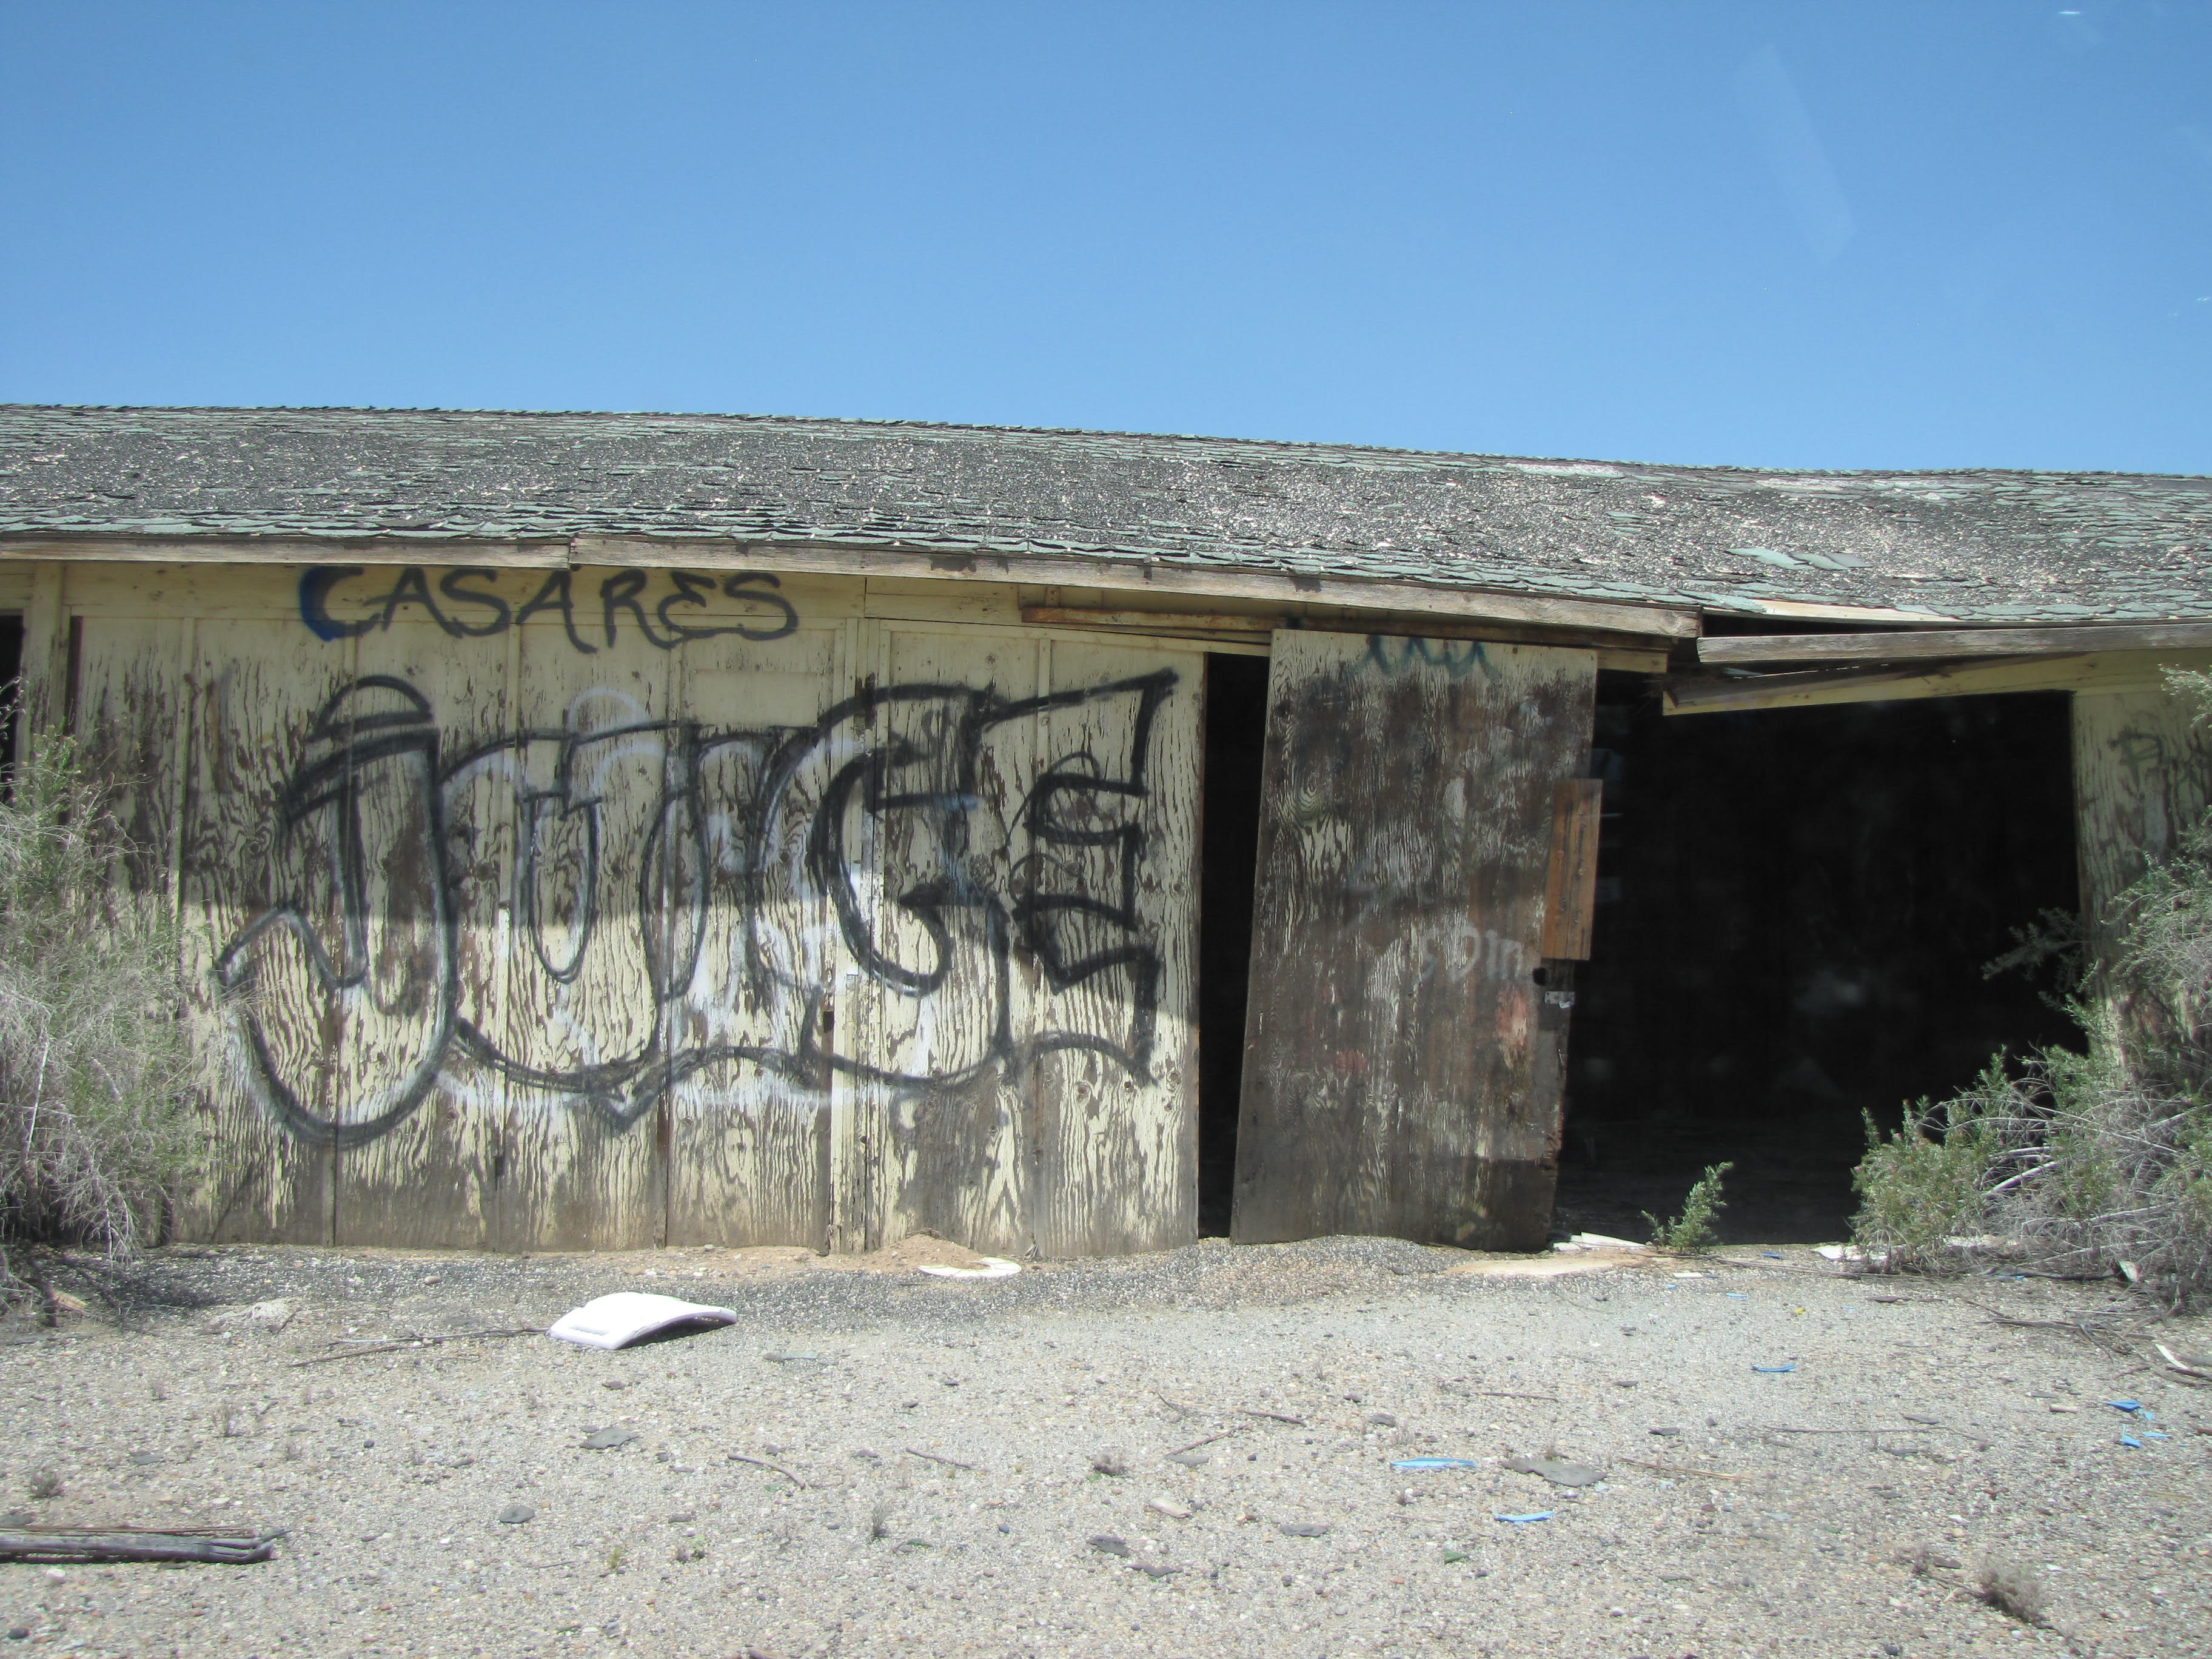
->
472;604;674;1250
661;622;848;1248
825;624;1205;1256
320;622;516;1249
1233;631;1597;1251
839;625;1043;1252
179;620;358;1244
1017;635;1202;1256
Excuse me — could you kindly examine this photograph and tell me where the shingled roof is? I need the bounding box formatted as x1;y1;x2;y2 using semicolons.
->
1;404;2207;626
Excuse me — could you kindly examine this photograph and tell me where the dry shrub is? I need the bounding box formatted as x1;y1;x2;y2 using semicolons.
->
0;735;195;1294
1976;1557;2051;1626
1854;684;2212;1309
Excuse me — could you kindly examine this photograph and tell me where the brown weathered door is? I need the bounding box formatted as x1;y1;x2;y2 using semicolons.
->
1230;631;1598;1250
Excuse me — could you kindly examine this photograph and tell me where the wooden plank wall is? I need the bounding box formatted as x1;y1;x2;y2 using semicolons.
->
2074;688;2212;959
1233;631;1597;1252
44;561;1204;1255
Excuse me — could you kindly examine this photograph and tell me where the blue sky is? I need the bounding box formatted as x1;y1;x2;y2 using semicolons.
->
2;2;2207;472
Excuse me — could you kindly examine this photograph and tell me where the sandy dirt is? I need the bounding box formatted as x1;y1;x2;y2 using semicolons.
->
2;1235;2207;1658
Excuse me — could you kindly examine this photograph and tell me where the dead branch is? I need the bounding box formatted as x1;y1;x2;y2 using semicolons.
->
727;1452;806;1487
0;1526;284;1564
287;1327;541;1367
903;1447;977;1472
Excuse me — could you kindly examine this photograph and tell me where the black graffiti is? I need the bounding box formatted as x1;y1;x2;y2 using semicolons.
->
215;669;1176;1150
298;565;800;651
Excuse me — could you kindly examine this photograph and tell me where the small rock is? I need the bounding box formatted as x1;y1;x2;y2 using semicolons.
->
1137;1564;1181;1579
497;1504;537;1525
1146;1498;1192;1521
6;1626;26;1641
1505;1455;1603;1487
1880;1646;1902;1657
1088;1534;1131;1558
583;1426;638;1450
128;1450;164;1464
602;1379;628;1391
205;1298;293;1333
1648;1426;1683;1438
1278;1521;1330;1538
1365;1412;1398;1429
668;1511;696;1523
1164;1450;1210;1467
42;1568;65;1583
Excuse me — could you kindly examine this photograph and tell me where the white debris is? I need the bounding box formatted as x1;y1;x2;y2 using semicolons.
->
546;1293;738;1351
917;1257;1022;1279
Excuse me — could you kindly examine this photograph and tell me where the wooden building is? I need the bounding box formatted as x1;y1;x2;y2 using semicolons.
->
1;406;2207;1255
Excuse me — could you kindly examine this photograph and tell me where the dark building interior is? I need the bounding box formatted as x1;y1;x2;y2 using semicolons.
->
1556;680;2082;1244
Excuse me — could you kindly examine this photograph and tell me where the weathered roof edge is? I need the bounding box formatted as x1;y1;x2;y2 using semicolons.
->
6;404;2208;629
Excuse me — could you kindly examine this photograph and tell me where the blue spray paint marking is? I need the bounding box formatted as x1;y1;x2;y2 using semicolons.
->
1362;634;1501;682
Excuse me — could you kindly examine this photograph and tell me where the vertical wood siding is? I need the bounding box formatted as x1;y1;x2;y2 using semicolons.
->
1232;631;1596;1251
2074;689;2212;958
52;564;1202;1255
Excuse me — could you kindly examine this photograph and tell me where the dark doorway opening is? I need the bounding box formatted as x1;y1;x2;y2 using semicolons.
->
1557;682;2081;1245
0;614;22;777
1198;652;1270;1235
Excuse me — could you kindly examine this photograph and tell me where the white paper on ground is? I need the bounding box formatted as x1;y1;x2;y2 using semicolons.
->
917;1257;1021;1279
546;1293;739;1351
1553;1233;1647;1253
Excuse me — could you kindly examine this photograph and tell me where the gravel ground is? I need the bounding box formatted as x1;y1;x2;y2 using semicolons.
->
2;1235;2208;1658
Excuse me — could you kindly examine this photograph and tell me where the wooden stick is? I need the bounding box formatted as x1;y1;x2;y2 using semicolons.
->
1239;1409;1306;1425
0;1527;284;1564
1442;1387;1561;1403
1155;1391;1198;1418
1166;1428;1244;1455
903;1448;977;1472
726;1453;806;1487
288;1327;541;1367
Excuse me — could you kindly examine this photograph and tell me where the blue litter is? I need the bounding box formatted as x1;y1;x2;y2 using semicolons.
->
2119;1433;2144;1449
1492;1512;1552;1524
1726;1293;1747;1299
2106;1400;2143;1413
2145;1431;2170;1441
1752;1362;1798;1374
1761;1252;1785;1260
1392;1458;1481;1471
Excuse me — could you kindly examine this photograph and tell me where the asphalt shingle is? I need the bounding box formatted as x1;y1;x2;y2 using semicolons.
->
2;404;2208;625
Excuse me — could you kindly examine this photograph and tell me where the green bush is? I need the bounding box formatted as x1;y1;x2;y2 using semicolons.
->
1644;1161;1733;1252
0;734;196;1295
1852;770;2212;1308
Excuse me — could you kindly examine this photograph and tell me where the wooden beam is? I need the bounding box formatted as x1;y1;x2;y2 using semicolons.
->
580;537;1702;641
1026;606;1663;672
1;532;1703;642
1018;606;1671;673
1700;620;2212;669
1541;780;1604;960
1665;651;2212;716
